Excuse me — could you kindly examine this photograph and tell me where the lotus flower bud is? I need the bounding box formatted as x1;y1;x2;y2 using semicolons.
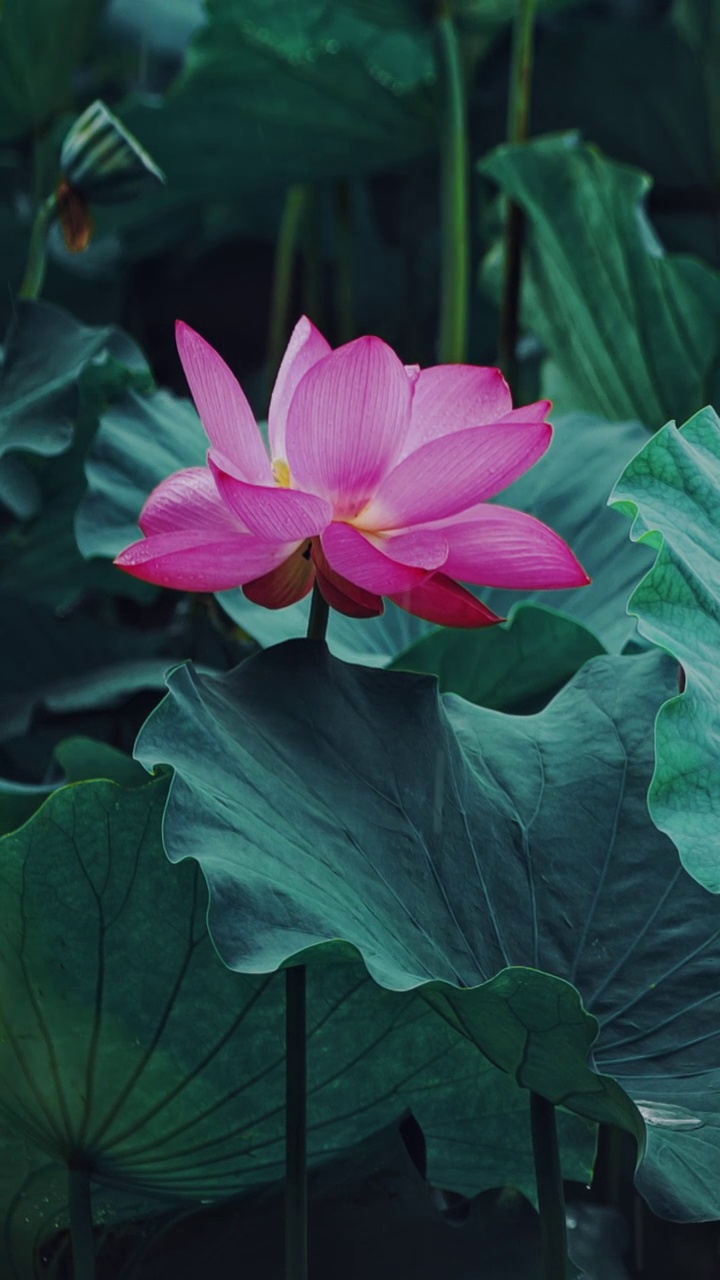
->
60;100;165;207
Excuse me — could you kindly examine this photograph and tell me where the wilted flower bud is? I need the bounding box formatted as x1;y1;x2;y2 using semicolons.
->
60;100;165;206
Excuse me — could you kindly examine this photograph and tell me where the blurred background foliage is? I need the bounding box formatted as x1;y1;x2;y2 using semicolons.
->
3;0;720;1275
4;0;713;386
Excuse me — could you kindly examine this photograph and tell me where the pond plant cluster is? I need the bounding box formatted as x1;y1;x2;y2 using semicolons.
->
2;1;720;1278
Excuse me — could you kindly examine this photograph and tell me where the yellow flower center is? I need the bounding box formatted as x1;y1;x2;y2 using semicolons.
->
272;458;291;488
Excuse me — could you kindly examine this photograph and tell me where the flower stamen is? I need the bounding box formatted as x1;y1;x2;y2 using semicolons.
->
272;458;292;488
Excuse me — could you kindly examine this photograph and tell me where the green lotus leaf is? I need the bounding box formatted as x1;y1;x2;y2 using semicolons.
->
137;643;720;1220
0;775;593;1275
482;134;720;427
610;405;720;893
390;603;605;712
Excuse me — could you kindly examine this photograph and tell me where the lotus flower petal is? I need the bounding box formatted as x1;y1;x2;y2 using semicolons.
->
269;316;331;460
313;541;384;618
115;532;295;592
389;573;503;627
321;523;433;595
176;322;270;482
438;505;591;589
116;319;588;624
209;456;332;540
498;400;552;424
243;544;315;608
371;527;449;570
362;421;552;531
286;335;412;518
400;364;512;457
139;467;248;536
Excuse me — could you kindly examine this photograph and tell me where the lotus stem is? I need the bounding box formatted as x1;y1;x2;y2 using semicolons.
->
301;186;324;329
68;1165;96;1280
435;1;469;364
334;180;355;345
498;0;537;393
530;1092;568;1280
19;192;58;300
307;582;330;642
268;184;310;391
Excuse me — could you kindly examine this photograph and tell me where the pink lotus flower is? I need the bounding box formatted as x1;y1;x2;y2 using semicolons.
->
115;318;589;627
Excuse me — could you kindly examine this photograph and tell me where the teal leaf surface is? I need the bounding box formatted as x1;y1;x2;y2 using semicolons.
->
610;406;720;893
482;135;720;427
390;603;605;712
0;775;593;1276
137;643;720;1219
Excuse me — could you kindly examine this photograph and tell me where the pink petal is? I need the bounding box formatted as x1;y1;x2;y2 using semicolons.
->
285;335;412;518
498;399;551;424
139;467;247;536
268;316;332;461
361;421;552;530
115;532;295;592
176;321;270;483
313;542;384;618
401;364;512;458
389;573;503;628
439;505;591;589
208;456;332;541
243;543;315;608
367;527;448;569
321;523;433;594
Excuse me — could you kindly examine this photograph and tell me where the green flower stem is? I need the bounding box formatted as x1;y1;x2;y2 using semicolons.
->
530;1092;568;1280
268;183;310;391
334;180;355;345
285;584;330;1280
19;192;58;301
435;2;469;364
498;0;537;393
68;1165;96;1280
301;186;324;329
307;582;330;642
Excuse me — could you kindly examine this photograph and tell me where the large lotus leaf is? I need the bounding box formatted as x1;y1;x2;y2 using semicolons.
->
75;387;207;562
0;314;151;606
136;642;720;1220
0;737;156;838
0;599;171;749
0;776;594;1278
609;406;720;894
481;134;720;428
0;300;143;464
390;603;605;712
0;0;105;142
467;5;720;265
77;385;650;656
116;0;436;232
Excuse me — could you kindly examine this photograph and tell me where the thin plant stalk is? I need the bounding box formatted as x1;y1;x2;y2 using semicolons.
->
498;0;537;393
301;186;324;330
334;180;355;345
267;183;310;390
19;192;58;300
285;583;329;1280
68;1165;96;1280
530;1092;568;1280
435;1;469;364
